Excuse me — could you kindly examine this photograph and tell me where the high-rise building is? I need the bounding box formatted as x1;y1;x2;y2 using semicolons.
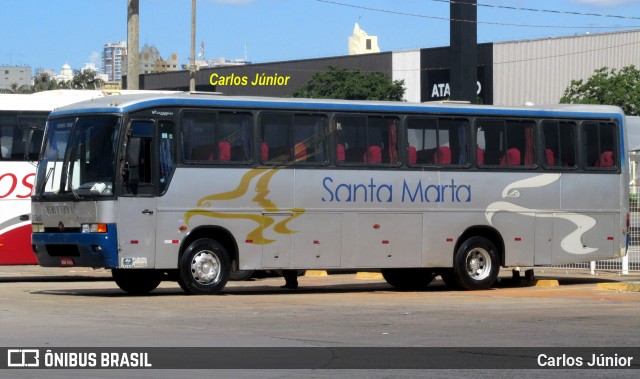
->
102;41;127;82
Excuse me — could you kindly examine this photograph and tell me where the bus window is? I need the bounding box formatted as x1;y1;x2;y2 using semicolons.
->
159;121;175;194
260;113;327;165
476;119;535;168
292;114;327;163
407;117;469;166
182;111;252;163
335;115;399;165
583;122;617;169
542;121;577;168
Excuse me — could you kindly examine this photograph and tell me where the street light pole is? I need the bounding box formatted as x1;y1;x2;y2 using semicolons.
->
127;0;139;90
189;0;196;92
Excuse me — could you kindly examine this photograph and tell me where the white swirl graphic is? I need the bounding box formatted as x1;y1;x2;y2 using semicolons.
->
486;174;597;255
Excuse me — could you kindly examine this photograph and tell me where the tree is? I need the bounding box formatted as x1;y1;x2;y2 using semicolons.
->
560;65;640;116
292;66;405;101
32;72;62;92
69;69;104;90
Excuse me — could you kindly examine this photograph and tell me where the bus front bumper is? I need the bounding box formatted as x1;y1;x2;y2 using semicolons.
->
32;225;119;268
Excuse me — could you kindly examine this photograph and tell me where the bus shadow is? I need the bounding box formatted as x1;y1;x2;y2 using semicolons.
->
0;276;112;283
31;281;458;298
28;275;626;298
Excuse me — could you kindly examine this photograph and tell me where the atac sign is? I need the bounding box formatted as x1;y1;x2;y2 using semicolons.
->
423;67;487;103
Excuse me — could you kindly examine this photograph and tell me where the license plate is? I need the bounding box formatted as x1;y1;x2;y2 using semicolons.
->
60;257;74;266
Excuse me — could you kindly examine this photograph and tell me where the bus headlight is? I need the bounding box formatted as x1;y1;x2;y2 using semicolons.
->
32;223;45;233
81;223;108;233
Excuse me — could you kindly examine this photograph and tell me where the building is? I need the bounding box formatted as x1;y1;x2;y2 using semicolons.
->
102;41;127;82
139;44;179;74
0;65;32;90
348;23;380;55
134;29;640;107
34;68;55;78
53;63;74;82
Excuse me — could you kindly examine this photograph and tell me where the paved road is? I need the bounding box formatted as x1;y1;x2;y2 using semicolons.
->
0;266;638;378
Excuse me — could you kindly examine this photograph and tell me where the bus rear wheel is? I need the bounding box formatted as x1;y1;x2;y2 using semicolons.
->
452;236;500;290
381;268;436;290
112;269;162;295
178;238;230;295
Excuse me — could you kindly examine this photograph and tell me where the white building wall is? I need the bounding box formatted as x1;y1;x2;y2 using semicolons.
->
493;30;640;106
392;50;421;103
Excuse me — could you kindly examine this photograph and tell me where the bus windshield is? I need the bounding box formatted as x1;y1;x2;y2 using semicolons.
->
36;115;121;198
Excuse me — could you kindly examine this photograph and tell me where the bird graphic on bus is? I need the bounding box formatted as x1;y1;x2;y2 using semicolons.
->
184;168;304;244
485;173;598;255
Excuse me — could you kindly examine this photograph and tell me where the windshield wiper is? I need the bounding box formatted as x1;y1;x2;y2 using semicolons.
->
38;165;55;196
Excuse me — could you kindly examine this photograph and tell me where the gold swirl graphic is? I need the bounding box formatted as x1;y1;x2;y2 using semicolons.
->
184;168;305;245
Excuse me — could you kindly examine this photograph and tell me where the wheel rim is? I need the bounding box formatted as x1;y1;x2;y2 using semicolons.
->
191;250;221;285
465;247;491;280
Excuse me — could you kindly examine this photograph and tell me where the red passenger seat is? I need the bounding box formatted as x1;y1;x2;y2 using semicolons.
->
434;146;451;165
218;141;231;161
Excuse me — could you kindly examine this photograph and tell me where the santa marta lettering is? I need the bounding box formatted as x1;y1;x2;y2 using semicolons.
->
322;177;472;203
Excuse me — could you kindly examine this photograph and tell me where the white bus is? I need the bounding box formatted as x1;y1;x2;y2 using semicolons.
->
31;93;629;294
0;90;120;265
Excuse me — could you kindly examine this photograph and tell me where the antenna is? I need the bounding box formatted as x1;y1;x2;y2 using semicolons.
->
244;42;248;62
199;40;205;60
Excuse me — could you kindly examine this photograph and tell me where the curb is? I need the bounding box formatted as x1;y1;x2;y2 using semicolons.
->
532;279;560;287
356;272;384;280
596;282;640;292
304;270;328;277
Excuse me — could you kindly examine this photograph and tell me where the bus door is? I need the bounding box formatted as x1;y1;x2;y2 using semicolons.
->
117;120;158;268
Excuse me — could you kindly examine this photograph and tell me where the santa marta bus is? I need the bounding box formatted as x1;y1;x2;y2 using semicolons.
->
30;92;629;294
0;90;120;265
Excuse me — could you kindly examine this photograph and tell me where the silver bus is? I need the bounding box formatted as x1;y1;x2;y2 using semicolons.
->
31;93;629;294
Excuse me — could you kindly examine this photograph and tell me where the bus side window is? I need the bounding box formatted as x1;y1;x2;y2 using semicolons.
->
182;111;216;162
476;119;535;168
292;114;327;163
476;120;503;166
0;117;17;159
542;120;576;169
217;113;252;162
583;122;617;169
260;113;292;164
336;115;399;165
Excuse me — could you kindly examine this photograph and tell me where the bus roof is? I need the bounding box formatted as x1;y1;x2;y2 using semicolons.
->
0;90;181;113
48;91;625;120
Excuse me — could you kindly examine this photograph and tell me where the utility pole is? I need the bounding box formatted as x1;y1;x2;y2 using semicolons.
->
450;0;477;103
189;0;196;92
127;0;140;90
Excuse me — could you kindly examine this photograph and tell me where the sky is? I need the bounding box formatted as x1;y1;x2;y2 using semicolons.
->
1;0;640;72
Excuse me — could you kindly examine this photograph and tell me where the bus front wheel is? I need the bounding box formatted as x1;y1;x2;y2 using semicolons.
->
453;236;500;290
381;268;436;290
178;238;230;295
112;269;162;295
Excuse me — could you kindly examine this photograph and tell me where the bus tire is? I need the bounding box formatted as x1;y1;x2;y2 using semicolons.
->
178;238;230;295
453;236;500;290
381;268;436;290
112;269;161;295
